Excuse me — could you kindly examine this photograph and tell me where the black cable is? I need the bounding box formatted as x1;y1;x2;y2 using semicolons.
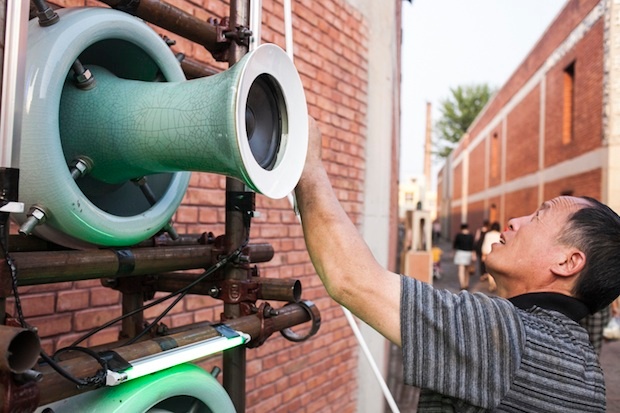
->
39;347;108;388
2;233;245;388
1;220;247;387
0;237;28;328
52;346;108;388
1;238;106;388
70;239;249;347
125;239;249;345
124;288;188;346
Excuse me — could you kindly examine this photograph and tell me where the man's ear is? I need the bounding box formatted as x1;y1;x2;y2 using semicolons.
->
551;248;586;277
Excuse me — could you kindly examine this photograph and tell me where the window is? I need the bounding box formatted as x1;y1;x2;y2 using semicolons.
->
562;62;575;145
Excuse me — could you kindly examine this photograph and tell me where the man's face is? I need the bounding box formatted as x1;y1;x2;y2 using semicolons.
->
485;196;589;289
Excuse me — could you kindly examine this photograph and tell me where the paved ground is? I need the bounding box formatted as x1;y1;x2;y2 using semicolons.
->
387;237;620;412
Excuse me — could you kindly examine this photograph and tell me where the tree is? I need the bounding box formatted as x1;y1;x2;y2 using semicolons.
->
434;84;495;158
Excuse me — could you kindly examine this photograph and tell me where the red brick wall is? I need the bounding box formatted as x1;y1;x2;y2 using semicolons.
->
467;137;486;195
467;200;486;231
450;206;462;237
544;19;604;168
505;86;540;182
15;1;379;412
504;188;539;225
543;169;602;200
452;162;463;201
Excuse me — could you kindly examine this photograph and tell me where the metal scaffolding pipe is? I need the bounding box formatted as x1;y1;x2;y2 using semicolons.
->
180;57;219;79
11;243;274;285
97;0;228;57
222;0;251;409
0;325;40;374
153;273;302;303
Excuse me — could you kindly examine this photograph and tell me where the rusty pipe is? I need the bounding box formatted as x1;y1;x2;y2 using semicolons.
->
180;57;219;79
97;0;229;57
223;0;251;408
36;301;317;405
11;243;273;286
255;278;301;302
0;326;40;374
7;233;212;252
153;274;301;303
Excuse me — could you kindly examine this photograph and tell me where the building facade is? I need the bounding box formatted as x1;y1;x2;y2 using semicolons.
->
438;0;620;240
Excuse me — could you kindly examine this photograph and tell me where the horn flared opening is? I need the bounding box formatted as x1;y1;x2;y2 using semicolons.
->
235;44;308;200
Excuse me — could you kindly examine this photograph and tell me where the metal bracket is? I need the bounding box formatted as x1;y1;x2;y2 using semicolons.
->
226;191;256;228
245;302;276;348
217;279;259;305
0;372;39;413
208;17;253;61
224;25;253;48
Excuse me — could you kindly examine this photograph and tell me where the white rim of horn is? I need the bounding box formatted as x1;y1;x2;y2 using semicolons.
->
16;7;307;248
234;44;308;199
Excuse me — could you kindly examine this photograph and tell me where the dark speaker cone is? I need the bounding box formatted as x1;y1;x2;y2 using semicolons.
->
246;74;283;170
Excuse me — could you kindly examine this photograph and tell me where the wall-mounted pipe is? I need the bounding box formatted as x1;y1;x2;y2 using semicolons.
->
180;57;219;79
97;0;228;58
152;273;301;303
0;326;40;374
11;243;274;285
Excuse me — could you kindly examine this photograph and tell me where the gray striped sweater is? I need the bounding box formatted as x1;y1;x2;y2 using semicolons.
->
401;276;605;412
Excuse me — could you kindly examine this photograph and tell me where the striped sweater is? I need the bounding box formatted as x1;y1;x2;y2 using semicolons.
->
401;276;605;412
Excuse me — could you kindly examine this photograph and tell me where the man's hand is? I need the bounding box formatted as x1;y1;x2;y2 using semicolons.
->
298;116;324;186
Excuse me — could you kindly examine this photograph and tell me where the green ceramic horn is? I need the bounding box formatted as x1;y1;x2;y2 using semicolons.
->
15;7;308;248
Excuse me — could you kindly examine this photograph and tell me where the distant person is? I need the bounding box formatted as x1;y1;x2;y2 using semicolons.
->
603;298;620;341
481;221;501;292
295;117;620;411
473;220;489;278
431;244;443;280
432;220;441;243
452;223;475;290
580;306;612;354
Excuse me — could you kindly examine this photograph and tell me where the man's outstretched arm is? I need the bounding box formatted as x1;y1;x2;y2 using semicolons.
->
294;118;402;346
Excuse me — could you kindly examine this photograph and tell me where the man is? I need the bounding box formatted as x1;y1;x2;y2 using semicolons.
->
294;118;620;412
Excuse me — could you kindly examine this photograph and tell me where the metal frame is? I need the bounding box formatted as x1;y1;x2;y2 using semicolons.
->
0;1;318;411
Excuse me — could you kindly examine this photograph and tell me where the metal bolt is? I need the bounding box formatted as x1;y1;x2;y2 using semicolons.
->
70;157;93;180
19;369;43;383
208;286;220;298
19;206;47;235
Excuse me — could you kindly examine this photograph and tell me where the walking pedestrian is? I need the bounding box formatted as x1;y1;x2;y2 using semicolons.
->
453;223;475;290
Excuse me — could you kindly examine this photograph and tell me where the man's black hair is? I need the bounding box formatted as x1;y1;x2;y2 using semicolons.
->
562;197;620;313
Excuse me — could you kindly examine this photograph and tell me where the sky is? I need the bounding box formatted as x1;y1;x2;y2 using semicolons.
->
400;0;568;181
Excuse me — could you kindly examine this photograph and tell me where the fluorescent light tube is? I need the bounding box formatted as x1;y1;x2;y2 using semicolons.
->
106;332;249;386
